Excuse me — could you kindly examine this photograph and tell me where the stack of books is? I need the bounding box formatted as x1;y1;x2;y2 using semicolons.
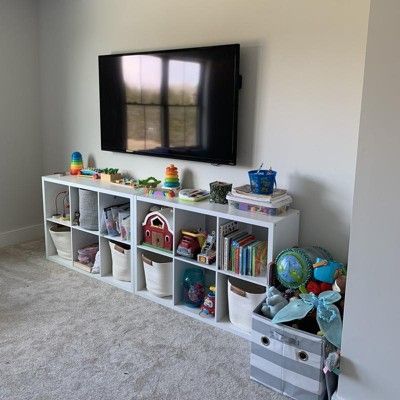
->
219;221;267;277
226;185;293;216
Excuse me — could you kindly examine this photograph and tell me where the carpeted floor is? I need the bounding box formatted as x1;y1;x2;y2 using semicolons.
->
0;240;287;400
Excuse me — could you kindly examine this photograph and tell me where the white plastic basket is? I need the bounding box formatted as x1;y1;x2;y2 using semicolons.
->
142;253;173;297
49;225;71;260
228;277;266;332
109;241;131;282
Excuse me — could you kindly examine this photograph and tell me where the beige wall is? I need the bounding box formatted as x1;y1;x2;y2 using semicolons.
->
0;0;43;246
338;0;399;398
38;0;370;260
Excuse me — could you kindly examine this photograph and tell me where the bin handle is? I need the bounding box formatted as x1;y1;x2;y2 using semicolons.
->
230;285;247;297
142;254;153;266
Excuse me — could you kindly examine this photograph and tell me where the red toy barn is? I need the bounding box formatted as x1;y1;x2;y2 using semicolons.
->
142;208;173;251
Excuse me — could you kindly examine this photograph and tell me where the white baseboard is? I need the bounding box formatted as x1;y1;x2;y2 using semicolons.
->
0;224;43;248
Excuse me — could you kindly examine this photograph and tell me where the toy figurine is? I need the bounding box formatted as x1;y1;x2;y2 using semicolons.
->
197;231;216;264
200;286;216;318
72;211;80;226
261;286;288;319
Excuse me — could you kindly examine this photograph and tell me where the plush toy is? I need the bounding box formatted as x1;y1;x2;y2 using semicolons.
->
272;291;343;348
261;286;288;319
306;280;332;295
332;270;347;294
313;258;344;284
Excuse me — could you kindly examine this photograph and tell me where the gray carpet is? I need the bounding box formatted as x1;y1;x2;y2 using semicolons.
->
0;240;287;400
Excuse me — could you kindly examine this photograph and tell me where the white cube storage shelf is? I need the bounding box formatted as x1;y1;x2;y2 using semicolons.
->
43;175;300;339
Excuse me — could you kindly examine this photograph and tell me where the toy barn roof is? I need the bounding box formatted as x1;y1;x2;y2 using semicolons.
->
142;208;173;233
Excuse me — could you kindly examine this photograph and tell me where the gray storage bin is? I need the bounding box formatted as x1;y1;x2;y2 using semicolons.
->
251;302;337;400
79;189;98;230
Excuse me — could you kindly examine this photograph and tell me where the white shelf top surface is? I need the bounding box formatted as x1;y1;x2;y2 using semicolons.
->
43;174;299;227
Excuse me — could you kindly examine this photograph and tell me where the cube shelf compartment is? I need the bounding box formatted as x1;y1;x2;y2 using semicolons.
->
43;174;300;339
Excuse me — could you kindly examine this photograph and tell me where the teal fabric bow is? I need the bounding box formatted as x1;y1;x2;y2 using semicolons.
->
272;290;342;348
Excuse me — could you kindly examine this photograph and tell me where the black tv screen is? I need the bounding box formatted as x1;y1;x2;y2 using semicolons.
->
98;44;240;165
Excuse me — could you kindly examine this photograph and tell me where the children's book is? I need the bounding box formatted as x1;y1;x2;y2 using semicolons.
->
232;234;255;274
218;221;238;268
224;230;247;270
254;241;268;276
232;185;288;203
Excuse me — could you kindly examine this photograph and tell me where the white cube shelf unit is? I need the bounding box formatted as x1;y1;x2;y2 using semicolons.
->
43;174;300;339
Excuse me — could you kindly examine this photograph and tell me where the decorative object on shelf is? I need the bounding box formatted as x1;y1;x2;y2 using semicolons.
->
272;290;343;348
109;241;131;282
70;151;83;175
139;176;161;188
178;189;209;202
142;253;173;297
274;246;332;290
78;189;98;230
197;231;216;264
248;166;277;195
260;286;288;319
209;181;232;204
142;208;173;251
52;191;70;221
177;229;206;259
162;164;180;190
183;268;205;308
200;286;216;317
228;277;266;332
251;300;338;400
100;168;122;183
49;225;71;260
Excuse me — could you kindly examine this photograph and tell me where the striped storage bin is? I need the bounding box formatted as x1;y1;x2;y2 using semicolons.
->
251;302;336;400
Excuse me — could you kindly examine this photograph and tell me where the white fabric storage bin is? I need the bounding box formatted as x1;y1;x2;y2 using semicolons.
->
49;225;71;260
109;241;131;282
228;277;265;332
79;189;98;230
142;253;173;297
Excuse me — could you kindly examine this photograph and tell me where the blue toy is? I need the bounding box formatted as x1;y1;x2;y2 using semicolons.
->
261;286;288;319
272;291;343;348
313;258;344;284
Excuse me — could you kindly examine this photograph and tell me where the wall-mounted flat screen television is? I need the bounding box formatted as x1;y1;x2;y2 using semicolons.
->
98;44;240;165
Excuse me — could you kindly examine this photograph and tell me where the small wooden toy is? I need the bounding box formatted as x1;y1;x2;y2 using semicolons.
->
70;152;83;175
142;208;173;251
138;177;161;188
162;164;180;190
197;231;216;264
100;168;122;183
